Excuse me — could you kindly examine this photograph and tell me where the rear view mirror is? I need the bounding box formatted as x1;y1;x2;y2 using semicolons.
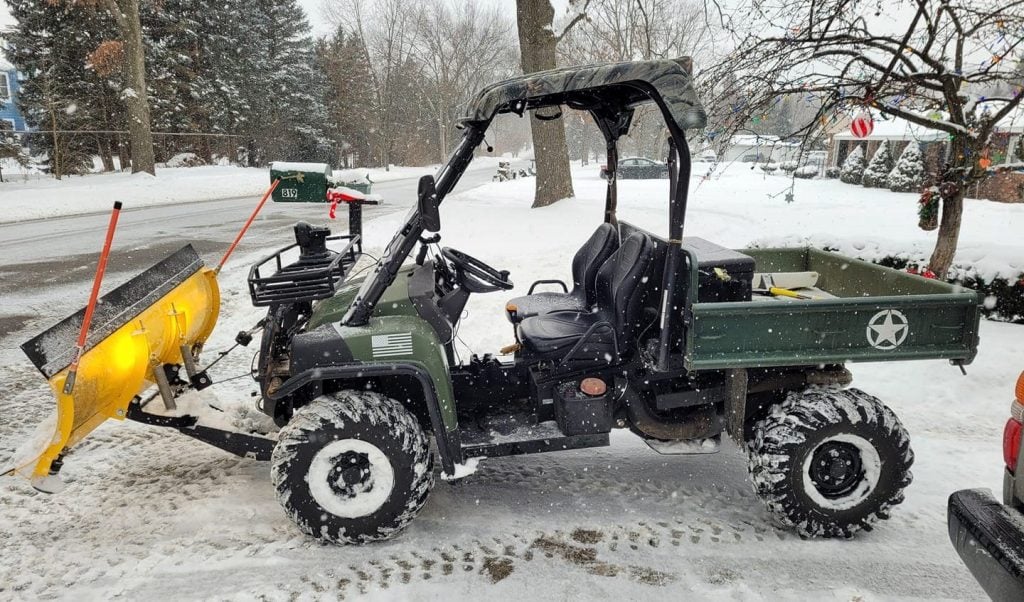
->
418;175;441;232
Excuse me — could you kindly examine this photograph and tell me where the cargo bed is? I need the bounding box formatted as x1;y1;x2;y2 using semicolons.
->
683;247;982;370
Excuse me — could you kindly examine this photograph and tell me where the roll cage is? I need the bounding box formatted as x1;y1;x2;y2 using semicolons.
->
342;57;708;371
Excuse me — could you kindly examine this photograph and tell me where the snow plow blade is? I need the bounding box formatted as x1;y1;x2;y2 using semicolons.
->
13;245;220;483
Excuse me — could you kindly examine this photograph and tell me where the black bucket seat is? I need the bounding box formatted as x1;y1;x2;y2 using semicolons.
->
516;232;655;363
505;223;619;324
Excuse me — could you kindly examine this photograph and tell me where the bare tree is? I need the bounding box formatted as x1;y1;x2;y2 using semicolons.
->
701;0;1024;276
515;0;590;208
559;0;717;160
415;1;515;163
329;0;426;169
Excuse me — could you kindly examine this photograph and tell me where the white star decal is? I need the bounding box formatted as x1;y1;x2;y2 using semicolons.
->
866;309;909;350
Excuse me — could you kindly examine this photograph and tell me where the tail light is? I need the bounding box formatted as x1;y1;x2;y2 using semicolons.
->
1005;371;1024;472
1005;417;1022;472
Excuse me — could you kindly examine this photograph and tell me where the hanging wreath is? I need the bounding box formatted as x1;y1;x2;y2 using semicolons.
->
918;186;939;231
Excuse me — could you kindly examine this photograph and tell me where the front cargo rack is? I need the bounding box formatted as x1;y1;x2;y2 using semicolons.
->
248;223;362;306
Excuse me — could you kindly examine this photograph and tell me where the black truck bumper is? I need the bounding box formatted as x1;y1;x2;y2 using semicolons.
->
947;486;1024;602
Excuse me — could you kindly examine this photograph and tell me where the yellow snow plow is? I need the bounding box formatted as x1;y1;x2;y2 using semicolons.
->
15;244;220;484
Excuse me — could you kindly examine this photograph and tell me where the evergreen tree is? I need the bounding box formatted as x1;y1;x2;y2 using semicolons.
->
839;144;865;185
317;29;377;167
887;142;926;192
143;0;251;162
862;140;893;188
5;0;121;176
235;0;328;165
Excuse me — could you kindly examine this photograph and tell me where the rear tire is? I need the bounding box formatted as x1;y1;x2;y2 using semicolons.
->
747;387;913;538
271;390;434;544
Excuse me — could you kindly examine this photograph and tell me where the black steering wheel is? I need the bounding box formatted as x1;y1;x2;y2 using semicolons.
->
440;247;513;293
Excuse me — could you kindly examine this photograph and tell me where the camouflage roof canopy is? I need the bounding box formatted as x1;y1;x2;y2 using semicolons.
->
462;58;707;133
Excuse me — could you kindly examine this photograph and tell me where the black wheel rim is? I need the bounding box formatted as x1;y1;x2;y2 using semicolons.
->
809;440;864;499
327;451;373;499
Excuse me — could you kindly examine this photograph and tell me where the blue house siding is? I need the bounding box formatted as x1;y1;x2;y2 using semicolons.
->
0;69;27;131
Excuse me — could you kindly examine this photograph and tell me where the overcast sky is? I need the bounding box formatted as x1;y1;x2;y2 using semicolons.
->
0;0;524;36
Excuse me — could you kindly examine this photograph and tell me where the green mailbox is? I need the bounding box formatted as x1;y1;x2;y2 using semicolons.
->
270;162;331;203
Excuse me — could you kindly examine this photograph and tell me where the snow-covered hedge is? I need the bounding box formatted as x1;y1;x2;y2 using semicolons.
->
164;153;206;168
825;166;841;179
861;141;893;188
780;161;799;173
793;165;819;179
752;236;1024;323
759;163;778;173
887;143;926;192
872;256;1024;323
839;145;865;184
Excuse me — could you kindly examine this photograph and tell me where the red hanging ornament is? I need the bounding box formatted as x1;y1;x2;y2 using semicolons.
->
850;112;874;138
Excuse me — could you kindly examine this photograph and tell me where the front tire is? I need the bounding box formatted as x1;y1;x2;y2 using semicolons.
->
271;390;434;544
747;387;913;538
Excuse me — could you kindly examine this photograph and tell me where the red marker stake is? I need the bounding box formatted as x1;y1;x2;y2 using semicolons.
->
64;201;123;395
217;178;280;274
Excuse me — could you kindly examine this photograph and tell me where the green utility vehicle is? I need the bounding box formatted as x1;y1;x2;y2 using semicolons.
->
145;59;981;543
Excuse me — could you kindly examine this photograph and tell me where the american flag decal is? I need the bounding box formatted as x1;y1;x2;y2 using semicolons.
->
371;333;414;358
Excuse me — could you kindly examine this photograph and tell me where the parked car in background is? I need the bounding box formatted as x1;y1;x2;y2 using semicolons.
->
600;156;669;179
947;370;1024;602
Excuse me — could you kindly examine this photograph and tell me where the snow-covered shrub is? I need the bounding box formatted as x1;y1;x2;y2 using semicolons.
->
887;143;926;192
825;166;841;179
779;160;798;173
861;141;893;188
793;165;818;179
873;257;1024;323
759;163;778;173
165;153;206;168
765;240;1024;323
839;145;865;184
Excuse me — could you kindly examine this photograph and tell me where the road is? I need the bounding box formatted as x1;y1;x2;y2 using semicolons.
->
0;164;498;338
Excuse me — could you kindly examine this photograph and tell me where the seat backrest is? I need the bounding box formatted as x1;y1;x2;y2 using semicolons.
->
570;223;620;306
594;232;655;350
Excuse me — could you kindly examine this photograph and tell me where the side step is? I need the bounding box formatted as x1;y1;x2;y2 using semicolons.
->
460;420;609;459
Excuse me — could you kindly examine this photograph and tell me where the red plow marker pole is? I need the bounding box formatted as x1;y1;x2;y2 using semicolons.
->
63;201;123;395
216;178;281;275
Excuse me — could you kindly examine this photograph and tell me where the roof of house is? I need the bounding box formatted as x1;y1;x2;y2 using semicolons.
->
833;106;1024;141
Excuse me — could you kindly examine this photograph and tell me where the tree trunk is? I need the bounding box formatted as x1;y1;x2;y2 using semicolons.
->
928;190;962;277
516;0;574;208
97;136;115;172
49;102;61;180
119;0;156;175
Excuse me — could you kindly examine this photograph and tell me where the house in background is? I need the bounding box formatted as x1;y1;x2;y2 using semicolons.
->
0;54;27;133
828;110;1024;203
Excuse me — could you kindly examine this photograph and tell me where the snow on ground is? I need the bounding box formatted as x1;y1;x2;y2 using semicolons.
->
0;166;269;224
1;163;1022;599
0;160;506;225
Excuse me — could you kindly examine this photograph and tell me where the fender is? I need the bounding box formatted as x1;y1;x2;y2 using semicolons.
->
269;362;462;474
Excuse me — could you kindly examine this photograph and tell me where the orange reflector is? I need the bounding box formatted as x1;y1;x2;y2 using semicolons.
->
1016;371;1024;403
580;377;607;396
506;304;518;313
